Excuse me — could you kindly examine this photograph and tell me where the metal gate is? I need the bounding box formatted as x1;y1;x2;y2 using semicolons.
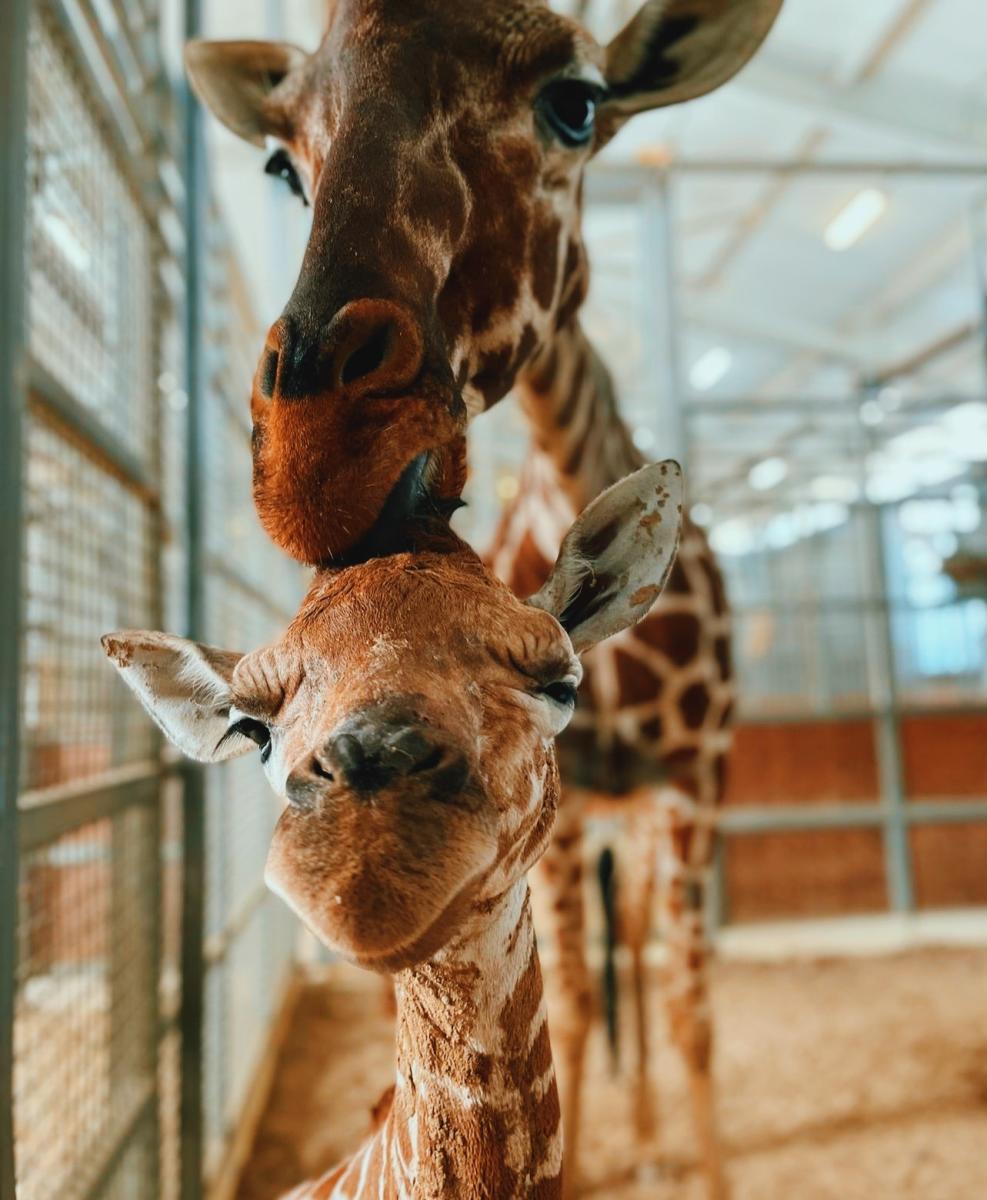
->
1;2;303;1198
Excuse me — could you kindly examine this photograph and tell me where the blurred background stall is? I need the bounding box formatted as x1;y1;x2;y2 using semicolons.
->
1;2;985;1199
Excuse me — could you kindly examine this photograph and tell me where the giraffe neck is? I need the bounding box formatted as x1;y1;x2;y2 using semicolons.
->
309;880;562;1199
517;320;644;511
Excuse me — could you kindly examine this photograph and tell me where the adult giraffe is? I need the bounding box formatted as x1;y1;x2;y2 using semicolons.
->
185;1;782;1193
185;0;782;566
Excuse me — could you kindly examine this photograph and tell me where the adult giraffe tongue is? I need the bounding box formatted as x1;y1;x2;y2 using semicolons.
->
334;451;432;565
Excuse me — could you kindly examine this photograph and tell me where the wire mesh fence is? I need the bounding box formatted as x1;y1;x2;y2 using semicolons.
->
5;2;305;1199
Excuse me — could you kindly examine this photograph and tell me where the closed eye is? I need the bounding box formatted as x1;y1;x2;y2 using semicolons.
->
540;680;578;708
222;715;273;763
264;149;308;206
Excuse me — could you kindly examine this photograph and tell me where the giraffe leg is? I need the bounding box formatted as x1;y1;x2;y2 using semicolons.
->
535;798;591;1200
617;812;659;1153
657;790;727;1200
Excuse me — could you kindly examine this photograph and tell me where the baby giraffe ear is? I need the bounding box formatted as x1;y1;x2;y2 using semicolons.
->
101;631;249;763
529;461;684;653
184;40;307;146
596;0;783;146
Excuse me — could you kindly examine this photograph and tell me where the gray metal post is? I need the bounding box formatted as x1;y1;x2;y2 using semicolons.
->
870;507;916;913
969;199;987;387
856;405;915;914
0;0;29;1195
181;0;208;1193
641;171;688;468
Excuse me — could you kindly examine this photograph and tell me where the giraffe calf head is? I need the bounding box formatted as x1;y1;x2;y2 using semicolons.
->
185;1;781;563
103;462;683;971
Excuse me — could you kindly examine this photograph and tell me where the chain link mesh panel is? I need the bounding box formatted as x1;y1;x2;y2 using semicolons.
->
12;2;173;1197
26;7;155;468
14;796;160;1200
20;413;159;793
198;228;302;1179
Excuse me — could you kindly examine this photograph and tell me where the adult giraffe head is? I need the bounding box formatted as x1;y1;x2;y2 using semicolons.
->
186;0;781;563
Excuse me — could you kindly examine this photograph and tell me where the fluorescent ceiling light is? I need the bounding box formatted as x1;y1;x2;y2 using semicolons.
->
748;456;789;491
824;188;888;251
689;347;732;391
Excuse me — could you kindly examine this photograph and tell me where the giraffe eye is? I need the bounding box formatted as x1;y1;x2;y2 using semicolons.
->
264;149;308;205
540;681;578;708
537;80;600;148
227;716;273;763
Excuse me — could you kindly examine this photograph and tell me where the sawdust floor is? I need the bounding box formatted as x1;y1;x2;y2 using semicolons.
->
239;947;987;1200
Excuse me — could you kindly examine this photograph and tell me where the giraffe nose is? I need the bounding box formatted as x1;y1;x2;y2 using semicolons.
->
313;715;448;796
257;299;424;403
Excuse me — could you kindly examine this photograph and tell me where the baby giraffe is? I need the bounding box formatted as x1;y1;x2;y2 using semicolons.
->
102;463;682;1200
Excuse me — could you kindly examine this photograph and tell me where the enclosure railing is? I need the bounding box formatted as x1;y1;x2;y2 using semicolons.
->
2;2;303;1199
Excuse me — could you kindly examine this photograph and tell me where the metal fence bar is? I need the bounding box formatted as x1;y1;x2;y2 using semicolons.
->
28;363;156;497
181;0;208;1192
721;805;889;834
0;0;30;1190
18;762;165;850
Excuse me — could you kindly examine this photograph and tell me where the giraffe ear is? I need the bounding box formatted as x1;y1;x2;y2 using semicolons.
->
184;40;307;147
102;631;251;763
529;461;684;653
595;0;783;147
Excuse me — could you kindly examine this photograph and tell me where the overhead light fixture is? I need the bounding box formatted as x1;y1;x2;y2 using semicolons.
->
824;188;888;251
748;456;788;491
689;346;732;391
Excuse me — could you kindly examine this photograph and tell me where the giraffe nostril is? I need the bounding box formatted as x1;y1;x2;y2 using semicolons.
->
259;348;279;399
339;322;392;386
311;758;334;782
407;745;444;775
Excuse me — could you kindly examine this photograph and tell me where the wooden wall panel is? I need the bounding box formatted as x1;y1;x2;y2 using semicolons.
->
901;714;987;800
724;829;887;921
724;719;879;807
910;824;987;909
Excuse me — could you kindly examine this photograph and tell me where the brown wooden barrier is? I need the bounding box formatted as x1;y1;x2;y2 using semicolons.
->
723;712;987;920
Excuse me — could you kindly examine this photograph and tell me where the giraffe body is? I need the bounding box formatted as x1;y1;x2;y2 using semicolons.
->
490;323;734;1197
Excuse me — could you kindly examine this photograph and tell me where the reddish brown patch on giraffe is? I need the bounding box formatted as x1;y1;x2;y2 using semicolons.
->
615;647;663;705
641;610;701;667
555;240;588;330
531;209;563;311
370;1084;396;1131
680;681;711;730
700;553;729;615
630;583;661;607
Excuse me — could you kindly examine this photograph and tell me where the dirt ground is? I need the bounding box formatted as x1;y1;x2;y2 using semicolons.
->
238;947;987;1200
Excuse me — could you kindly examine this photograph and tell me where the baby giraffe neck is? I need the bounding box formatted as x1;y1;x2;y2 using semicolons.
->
392;879;563;1198
310;880;562;1199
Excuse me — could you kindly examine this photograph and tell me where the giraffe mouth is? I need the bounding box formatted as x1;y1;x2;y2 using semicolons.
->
250;372;467;565
334;451;433;564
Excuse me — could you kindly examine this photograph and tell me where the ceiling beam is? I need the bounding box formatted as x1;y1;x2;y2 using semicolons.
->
685;298;869;367
736;53;987;154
